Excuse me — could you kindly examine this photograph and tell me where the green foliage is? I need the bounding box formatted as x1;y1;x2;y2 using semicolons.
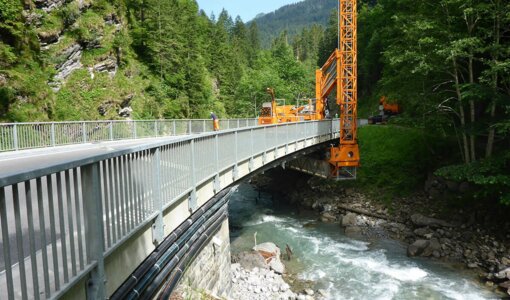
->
435;153;510;205
72;10;105;45
0;42;17;67
60;1;81;28
356;126;437;196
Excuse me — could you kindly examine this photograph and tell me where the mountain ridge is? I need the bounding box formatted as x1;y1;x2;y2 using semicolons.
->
250;0;336;47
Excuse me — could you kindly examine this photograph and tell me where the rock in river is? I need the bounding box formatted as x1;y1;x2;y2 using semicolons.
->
411;214;454;228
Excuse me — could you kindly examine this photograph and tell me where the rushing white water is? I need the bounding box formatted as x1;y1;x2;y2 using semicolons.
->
229;184;499;300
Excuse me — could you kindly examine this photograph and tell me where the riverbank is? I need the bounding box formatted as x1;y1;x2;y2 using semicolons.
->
253;169;510;298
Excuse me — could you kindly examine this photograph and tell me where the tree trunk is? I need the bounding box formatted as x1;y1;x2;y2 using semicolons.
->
468;56;476;161
486;0;501;158
453;57;470;164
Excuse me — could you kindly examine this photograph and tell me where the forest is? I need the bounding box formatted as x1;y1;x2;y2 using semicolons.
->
0;0;509;204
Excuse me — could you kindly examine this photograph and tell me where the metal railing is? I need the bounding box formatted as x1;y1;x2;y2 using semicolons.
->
0;119;339;299
0;119;257;152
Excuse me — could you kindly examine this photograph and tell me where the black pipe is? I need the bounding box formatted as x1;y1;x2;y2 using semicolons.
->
125;203;228;300
111;188;232;300
157;213;228;300
140;209;228;299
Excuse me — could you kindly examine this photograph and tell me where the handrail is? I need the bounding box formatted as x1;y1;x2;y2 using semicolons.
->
0;118;258;152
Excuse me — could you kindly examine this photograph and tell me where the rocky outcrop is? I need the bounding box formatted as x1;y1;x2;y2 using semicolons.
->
51;43;83;90
93;57;117;78
118;107;132;118
33;0;67;12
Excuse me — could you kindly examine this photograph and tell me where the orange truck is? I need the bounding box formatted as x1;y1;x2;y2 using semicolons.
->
368;97;401;124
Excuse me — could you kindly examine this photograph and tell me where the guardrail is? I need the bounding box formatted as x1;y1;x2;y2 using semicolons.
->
0;119;258;152
0;119;339;299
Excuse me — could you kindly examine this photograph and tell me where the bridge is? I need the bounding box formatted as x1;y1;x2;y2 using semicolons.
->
0;118;344;299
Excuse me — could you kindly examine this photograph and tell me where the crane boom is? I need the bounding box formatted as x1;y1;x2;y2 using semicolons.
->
316;0;359;179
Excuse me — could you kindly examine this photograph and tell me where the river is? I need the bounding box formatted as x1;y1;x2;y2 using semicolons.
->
228;183;499;300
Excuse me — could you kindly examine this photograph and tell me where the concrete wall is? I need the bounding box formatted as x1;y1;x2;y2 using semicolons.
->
177;218;232;298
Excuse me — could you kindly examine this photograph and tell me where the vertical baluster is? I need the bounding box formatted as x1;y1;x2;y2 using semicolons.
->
127;154;135;230
47;174;60;290
13;184;28;299
102;163;112;249
56;173;69;283
72;170;85;270
109;159;118;244
64;171;77;277
25;181;40;300
1;187;15;299
36;178;51;298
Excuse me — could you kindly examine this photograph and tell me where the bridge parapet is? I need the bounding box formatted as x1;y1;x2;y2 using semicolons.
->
0;118;258;152
0;119;339;299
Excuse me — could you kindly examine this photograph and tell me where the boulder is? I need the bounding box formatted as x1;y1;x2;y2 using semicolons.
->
344;226;362;235
268;258;285;274
407;240;430;257
421;238;441;257
304;289;314;296
320;212;336;223
410;214;453;228
342;213;357;227
253;242;285;274
499;281;510;289
495;267;510;280
232;251;268;271
502;257;510;266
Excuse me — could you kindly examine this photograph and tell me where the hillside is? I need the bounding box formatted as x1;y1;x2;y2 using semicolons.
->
252;0;336;48
0;0;316;122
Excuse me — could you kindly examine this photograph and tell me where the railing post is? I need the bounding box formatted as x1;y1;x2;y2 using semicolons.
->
188;120;192;135
133;121;137;139
173;120;176;135
233;131;239;180
51;122;56;147
203;120;206;132
262;126;267;164
109;121;114;141
214;134;220;193
249;129;254;172
152;148;164;244
13;123;18;150
82;122;87;143
285;123;289;155
237;119;240;128
274;125;278;159
154;120;159;137
189;139;197;212
81;163;106;300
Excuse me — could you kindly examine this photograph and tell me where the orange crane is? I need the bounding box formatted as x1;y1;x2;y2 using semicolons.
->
316;0;359;178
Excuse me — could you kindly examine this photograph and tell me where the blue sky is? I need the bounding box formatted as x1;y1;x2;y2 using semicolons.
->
196;0;300;22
